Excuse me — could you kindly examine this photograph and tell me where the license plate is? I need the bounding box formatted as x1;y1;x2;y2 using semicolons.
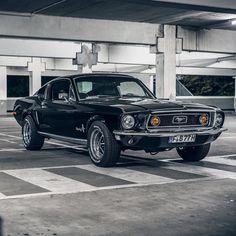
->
168;134;196;143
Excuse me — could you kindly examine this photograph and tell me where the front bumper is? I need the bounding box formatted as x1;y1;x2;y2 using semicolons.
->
113;127;227;137
113;127;227;151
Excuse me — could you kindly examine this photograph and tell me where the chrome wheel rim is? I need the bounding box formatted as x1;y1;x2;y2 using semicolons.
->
23;120;31;146
90;127;105;163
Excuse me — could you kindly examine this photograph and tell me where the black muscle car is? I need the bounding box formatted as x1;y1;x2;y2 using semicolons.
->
13;73;226;167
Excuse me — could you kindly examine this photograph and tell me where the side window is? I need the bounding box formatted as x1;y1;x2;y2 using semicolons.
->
51;80;70;102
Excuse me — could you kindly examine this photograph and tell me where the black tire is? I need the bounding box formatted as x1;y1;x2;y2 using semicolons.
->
176;143;211;162
88;121;121;167
22;115;44;150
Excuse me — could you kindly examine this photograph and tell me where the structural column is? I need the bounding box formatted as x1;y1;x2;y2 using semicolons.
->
156;25;177;99
0;66;7;115
28;58;45;95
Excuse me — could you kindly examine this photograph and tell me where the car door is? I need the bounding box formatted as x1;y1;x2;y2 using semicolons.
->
37;78;78;137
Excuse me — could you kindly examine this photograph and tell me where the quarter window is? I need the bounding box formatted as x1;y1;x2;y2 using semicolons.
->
51;80;70;101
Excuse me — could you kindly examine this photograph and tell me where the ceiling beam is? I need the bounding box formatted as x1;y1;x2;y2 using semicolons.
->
0;13;162;45
178;26;236;53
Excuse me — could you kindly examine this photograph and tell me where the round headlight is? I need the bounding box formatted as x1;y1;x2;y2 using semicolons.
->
151;116;161;126
215;113;223;128
199;114;208;125
122;115;135;129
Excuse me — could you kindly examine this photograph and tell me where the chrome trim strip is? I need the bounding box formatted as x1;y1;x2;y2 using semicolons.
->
113;128;227;137
148;126;212;132
38;132;87;145
150;109;216;114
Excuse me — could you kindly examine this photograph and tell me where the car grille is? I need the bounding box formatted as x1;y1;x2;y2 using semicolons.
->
147;111;215;131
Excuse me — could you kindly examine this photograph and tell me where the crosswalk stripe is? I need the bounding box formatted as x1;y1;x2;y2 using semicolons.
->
3;169;96;193
162;161;236;179
78;164;174;184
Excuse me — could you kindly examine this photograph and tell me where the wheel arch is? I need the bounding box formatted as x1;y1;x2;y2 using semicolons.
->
86;115;106;135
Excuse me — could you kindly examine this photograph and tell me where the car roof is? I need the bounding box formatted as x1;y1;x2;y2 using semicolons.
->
68;73;136;79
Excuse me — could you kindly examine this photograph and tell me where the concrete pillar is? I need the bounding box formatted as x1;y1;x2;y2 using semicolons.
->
0;66;7;115
156;25;176;100
28;58;44;95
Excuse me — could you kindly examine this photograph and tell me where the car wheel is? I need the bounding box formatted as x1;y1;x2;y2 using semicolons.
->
22;115;44;150
176;143;210;162
88;121;121;167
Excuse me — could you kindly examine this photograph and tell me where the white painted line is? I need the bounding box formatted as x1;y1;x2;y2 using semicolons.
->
163;162;236;179
0;193;6;198
0;132;21;139
0;148;25;152
219;136;236;139
0;138;16;144
4;169;96;193
205;155;236;166
78;164;173;184
0;177;214;200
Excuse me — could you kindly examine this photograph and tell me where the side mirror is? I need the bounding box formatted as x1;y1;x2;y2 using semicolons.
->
37;93;45;101
58;92;69;102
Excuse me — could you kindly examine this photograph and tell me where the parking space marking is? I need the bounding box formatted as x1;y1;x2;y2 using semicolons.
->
79;164;173;184
0;138;17;144
205;155;236;166
127;163;207;180
0;132;21;139
4;168;96;193
162;161;236;179
47;167;133;187
0;148;25;152
0;172;49;196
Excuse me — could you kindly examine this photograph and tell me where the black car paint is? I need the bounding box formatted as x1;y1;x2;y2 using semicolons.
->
13;73;224;152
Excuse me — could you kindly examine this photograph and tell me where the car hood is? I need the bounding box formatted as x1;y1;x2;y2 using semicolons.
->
81;97;215;113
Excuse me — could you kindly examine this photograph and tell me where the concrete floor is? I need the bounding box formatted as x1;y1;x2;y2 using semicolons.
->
0;114;235;236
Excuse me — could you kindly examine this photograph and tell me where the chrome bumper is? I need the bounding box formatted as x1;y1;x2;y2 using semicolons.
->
113;128;227;137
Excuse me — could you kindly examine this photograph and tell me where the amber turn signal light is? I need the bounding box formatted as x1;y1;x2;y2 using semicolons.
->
151;116;161;126
199;114;208;125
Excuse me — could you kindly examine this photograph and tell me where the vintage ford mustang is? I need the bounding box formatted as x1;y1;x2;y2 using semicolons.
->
13;73;226;167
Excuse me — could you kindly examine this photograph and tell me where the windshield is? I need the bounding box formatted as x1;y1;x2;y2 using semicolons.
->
74;76;154;100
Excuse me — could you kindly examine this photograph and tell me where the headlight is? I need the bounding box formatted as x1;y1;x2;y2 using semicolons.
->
199;114;208;125
215;113;223;128
122;115;135;129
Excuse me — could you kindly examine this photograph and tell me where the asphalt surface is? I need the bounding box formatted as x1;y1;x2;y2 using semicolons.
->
0;114;235;236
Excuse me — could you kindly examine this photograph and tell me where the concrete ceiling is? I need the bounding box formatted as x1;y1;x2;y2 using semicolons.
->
1;0;236;30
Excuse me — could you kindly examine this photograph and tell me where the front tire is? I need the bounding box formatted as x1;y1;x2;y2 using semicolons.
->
88;121;121;167
22;115;44;150
176;143;211;162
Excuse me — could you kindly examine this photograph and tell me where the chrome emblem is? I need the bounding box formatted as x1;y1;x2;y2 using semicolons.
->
172;116;187;124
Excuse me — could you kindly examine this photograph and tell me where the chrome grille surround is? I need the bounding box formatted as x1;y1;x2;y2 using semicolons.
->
146;110;215;132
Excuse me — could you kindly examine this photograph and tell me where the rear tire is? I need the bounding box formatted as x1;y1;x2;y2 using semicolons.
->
176;143;210;162
88;121;121;167
22;115;44;150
